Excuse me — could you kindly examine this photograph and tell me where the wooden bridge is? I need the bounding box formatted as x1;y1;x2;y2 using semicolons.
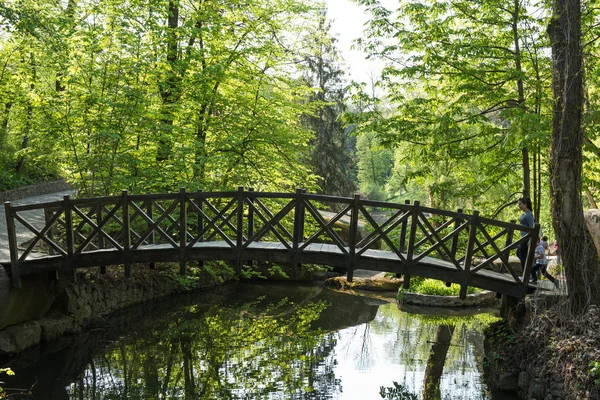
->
1;187;540;298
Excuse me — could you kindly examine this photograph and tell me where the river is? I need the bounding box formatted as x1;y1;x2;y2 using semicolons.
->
1;282;517;399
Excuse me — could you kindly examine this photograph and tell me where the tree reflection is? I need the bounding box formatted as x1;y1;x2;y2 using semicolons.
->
65;298;340;399
422;324;455;400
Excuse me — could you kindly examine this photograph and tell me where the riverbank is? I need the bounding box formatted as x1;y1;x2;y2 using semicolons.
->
483;295;600;399
0;263;231;355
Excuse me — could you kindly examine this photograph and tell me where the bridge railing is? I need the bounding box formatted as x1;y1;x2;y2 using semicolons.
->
3;188;539;295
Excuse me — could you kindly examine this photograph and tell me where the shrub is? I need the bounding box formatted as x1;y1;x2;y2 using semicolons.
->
398;278;480;298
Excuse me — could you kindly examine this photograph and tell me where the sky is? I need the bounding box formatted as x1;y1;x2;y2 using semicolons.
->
324;0;387;85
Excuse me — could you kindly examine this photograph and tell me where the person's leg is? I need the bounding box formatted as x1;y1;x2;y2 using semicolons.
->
531;263;540;283
517;241;528;269
541;265;559;287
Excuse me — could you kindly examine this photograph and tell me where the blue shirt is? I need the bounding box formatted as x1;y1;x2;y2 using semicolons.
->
520;210;534;237
534;243;547;265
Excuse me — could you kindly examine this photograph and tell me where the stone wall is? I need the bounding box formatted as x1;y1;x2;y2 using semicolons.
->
0;268;224;355
400;290;500;307
0;180;71;202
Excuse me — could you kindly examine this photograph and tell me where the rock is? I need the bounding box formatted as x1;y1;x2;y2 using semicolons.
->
39;316;81;341
400;290;500;307
325;274;403;292
584;209;600;258
497;371;518;391
0;321;41;354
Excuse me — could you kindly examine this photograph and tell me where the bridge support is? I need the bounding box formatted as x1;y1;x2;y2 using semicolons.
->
500;295;526;330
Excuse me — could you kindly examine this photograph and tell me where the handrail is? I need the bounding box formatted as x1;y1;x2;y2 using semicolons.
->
2;187;539;297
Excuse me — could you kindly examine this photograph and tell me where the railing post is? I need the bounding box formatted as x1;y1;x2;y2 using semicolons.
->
146;193;155;269
397;199;411;279
45;206;59;281
44;208;54;256
503;219;516;272
460;210;480;299
292;188;305;275
196;189;204;268
446;208;462;287
97;203;106;274
179;187;187;275
399;199;411;254
236;186;245;275
64;195;75;280
523;223;540;291
347;193;360;282
4;201;21;288
247;188;254;267
122;190;131;278
404;200;420;289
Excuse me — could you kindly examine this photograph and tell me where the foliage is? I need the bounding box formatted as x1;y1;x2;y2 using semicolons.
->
398;277;480;299
0;368;31;399
348;0;552;218
0;368;14;399
589;361;600;385
61;294;337;398
0;0;330;196
379;381;419;400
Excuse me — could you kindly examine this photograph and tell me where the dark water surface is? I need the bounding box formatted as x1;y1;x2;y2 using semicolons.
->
1;282;517;399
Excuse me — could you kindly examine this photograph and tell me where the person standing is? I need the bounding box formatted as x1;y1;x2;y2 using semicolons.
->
516;197;535;269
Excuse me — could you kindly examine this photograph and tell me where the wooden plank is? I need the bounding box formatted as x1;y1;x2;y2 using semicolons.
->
303;243;323;253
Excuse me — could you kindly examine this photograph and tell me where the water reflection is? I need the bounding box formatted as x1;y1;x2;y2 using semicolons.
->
2;283;506;399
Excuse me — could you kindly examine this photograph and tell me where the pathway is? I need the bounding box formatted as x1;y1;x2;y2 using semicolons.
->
0;190;75;262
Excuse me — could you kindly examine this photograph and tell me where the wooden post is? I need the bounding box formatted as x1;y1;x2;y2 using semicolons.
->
460;210;480;299
44;208;54;256
5;202;21;288
523;223;540;292
347;193;360;282
292;188;305;275
122;190;131;278
399;199;410;253
196;189;204;268
404;200;420;288
236;186;244;275
503;219;516;272
146;194;155;269
447;208;462;287
397;199;411;278
45;207;59;281
246;188;254;267
179;187;187;275
63;195;75;281
97;203;106;274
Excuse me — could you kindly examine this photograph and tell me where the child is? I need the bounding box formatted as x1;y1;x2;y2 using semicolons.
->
540;236;549;251
532;238;559;288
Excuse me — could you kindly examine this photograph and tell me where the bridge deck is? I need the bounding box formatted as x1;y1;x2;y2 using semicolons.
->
1;241;537;298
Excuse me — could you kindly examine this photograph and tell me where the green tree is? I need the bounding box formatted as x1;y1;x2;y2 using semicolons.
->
0;0;326;195
300;11;357;197
356;131;393;200
350;0;551;218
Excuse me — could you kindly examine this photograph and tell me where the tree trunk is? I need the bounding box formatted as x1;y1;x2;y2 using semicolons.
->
156;0;180;162
512;0;531;200
548;0;600;312
0;102;11;149
585;189;598;209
